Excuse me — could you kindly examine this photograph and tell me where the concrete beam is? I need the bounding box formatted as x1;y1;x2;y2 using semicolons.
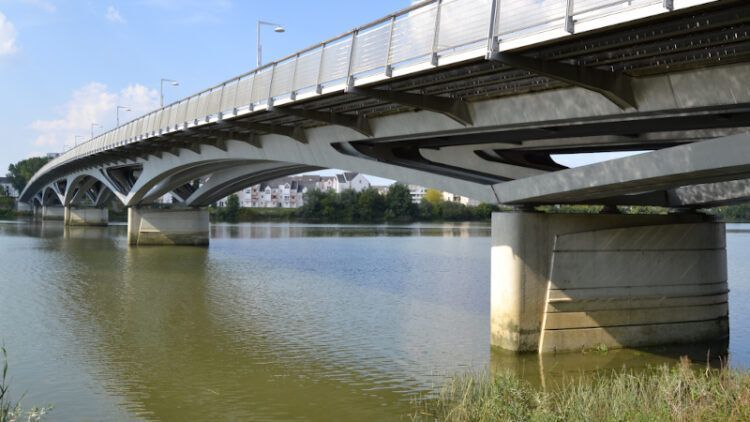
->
346;86;473;127
492;53;637;110
270;106;373;137
492;133;750;205
221;121;307;144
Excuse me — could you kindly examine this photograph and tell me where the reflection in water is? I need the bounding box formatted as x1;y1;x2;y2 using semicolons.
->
0;220;749;420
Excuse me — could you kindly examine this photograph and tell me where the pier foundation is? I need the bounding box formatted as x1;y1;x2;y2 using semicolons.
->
41;206;65;220
491;212;728;353
64;207;108;226
127;207;209;246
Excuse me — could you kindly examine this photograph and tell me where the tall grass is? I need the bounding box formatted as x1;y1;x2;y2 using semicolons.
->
0;347;50;422
413;357;750;421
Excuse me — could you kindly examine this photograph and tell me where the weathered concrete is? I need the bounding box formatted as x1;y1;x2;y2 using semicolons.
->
64;207;108;226
491;212;728;353
128;207;209;246
41;206;65;221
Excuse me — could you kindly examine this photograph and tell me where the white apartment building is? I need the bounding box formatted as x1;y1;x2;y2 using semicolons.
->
218;173;372;208
0;177;18;198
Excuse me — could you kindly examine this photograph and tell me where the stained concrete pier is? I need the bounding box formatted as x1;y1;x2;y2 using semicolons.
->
127;207;209;246
491;212;728;353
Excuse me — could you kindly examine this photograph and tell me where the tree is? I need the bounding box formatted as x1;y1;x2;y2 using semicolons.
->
385;183;417;222
423;188;443;205
356;188;386;222
7;156;52;194
223;194;240;222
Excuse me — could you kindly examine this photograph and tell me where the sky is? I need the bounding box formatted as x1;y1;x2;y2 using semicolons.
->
0;0;635;185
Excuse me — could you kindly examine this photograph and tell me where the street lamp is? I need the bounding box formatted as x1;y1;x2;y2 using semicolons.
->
160;78;179;107
90;123;101;139
257;20;285;67
117;105;131;126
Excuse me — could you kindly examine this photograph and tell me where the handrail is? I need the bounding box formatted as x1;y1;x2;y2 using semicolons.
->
24;0;699;197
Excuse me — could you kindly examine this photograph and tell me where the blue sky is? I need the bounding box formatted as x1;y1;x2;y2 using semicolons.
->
0;0;633;185
0;0;407;173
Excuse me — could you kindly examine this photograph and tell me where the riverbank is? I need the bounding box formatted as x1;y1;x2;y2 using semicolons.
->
413;358;750;421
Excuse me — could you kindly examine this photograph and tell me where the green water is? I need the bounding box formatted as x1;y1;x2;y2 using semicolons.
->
0;221;749;421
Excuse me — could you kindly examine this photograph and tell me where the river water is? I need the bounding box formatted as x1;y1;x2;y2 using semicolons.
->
0;220;748;421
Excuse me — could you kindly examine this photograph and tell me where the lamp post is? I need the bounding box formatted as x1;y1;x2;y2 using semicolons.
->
90;123;101;139
257;20;285;67
160;78;179;107
116;105;131;126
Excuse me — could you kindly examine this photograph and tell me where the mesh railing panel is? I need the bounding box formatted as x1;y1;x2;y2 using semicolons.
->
220;80;238;112
270;59;296;98
320;36;353;83
235;75;254;107
206;87;223;116
352;22;391;74
388;2;438;65
250;69;273;103
496;0;567;37
293;48;322;91
437;0;492;50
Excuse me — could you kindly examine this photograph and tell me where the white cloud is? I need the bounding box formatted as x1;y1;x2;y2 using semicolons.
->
21;0;56;13
105;5;125;23
0;12;18;55
30;82;159;150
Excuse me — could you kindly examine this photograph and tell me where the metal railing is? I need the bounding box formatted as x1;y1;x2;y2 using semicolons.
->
28;0;705;192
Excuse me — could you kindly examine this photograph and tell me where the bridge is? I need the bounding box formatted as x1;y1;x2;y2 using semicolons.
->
19;0;749;354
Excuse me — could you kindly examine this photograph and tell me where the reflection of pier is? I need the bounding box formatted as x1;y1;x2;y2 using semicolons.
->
210;222;489;239
20;0;747;353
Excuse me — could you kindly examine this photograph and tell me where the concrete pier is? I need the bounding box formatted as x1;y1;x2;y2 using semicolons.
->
491;212;728;353
64;207;108;226
127;207;209;246
41;206;65;220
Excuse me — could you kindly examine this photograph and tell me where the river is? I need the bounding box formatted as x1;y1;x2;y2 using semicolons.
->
0;220;748;421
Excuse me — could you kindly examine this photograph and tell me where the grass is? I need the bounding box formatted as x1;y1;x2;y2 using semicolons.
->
412;357;750;421
0;347;50;422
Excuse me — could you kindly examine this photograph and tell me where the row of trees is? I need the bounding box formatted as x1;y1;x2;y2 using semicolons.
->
297;185;499;223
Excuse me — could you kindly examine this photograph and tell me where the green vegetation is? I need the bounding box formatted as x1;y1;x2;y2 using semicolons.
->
212;184;503;223
0;197;14;220
707;204;750;222
1;347;50;422
412;358;750;421
6;157;52;195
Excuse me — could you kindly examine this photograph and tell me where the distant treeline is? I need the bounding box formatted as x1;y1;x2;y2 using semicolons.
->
212;184;502;223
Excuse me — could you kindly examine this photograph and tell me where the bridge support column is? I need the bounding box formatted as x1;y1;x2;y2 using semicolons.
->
491;212;728;353
41;206;65;221
64;207;108;226
127;207;209;246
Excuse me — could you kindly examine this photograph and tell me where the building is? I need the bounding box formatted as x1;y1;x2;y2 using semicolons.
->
408;185;427;204
219;172;371;208
408;184;480;206
0;177;18;198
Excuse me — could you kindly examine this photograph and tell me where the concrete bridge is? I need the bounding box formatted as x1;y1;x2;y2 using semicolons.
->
20;0;749;353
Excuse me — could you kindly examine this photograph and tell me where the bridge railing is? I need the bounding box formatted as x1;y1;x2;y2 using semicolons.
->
27;0;712;194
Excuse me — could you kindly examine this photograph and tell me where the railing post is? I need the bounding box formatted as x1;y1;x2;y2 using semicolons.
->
266;63;277;107
315;44;326;94
663;0;674;11
346;31;358;90
565;0;575;34
217;83;226;120
486;0;500;59
384;16;396;77
231;78;240;116
290;53;300;100
247;72;257;112
431;0;443;66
